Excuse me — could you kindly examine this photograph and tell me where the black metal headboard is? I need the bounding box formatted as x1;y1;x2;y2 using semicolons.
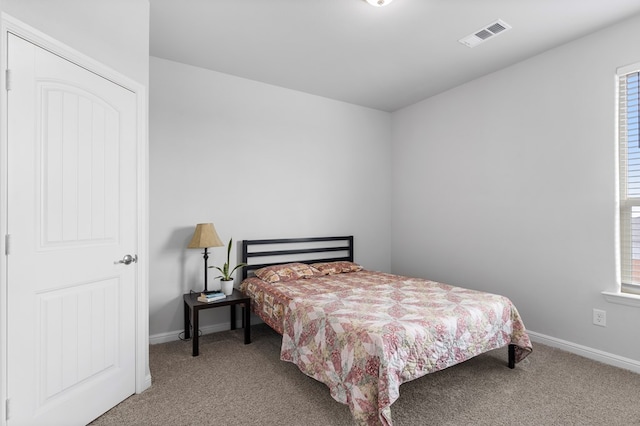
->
241;236;354;280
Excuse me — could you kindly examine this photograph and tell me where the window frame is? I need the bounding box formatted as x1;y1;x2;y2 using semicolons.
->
617;62;640;296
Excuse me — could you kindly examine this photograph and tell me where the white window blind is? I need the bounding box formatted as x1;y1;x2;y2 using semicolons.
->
619;64;640;295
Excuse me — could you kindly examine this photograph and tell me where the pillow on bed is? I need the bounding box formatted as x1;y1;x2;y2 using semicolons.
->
311;261;363;275
254;262;319;283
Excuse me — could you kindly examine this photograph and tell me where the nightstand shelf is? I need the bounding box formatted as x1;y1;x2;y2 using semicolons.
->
183;289;251;356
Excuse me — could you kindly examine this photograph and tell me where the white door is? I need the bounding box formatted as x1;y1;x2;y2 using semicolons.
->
6;34;137;425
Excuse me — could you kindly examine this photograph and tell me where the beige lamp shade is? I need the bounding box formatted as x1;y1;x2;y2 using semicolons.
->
188;223;224;249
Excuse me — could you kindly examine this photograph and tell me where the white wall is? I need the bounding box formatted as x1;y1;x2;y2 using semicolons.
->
9;0;635;368
391;14;640;363
149;57;391;338
2;0;150;86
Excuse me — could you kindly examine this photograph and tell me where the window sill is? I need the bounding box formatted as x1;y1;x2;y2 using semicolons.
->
602;291;640;307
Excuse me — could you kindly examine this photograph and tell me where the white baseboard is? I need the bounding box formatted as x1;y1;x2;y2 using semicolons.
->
149;324;640;375
141;374;152;393
527;330;640;374
150;312;265;345
149;321;243;345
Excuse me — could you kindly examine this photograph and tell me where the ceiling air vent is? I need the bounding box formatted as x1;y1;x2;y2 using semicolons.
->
458;19;511;48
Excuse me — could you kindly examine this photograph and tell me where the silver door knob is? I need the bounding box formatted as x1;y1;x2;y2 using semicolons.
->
115;254;138;265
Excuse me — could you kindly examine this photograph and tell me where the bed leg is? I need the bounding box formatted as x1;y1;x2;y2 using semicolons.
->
508;344;515;369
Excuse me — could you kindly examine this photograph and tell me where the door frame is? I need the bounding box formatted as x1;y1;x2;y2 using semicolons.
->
0;14;150;424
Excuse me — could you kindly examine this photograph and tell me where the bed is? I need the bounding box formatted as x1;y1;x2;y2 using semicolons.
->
239;236;532;426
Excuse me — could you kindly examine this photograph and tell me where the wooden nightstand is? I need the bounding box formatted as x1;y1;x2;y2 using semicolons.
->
183;289;251;356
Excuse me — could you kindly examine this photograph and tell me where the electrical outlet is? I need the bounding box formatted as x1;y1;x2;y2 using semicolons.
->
593;309;606;327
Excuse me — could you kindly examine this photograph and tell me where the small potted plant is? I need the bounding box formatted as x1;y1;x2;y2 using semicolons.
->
209;238;246;295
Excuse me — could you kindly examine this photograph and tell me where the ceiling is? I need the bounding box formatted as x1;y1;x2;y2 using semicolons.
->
149;0;640;112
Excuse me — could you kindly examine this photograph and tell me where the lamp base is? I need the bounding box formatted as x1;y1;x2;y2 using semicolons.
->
202;247;210;292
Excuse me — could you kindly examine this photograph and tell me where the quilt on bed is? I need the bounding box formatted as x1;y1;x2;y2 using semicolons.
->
241;271;370;334
242;271;532;426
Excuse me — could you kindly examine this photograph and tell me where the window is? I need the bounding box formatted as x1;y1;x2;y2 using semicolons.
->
618;63;640;295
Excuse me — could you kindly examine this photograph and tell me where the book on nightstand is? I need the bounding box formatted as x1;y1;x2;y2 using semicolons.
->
197;292;226;303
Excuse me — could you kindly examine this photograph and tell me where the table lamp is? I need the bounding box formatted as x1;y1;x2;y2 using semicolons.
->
188;223;224;292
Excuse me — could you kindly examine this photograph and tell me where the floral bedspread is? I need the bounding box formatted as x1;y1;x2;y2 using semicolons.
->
275;271;532;425
241;272;377;334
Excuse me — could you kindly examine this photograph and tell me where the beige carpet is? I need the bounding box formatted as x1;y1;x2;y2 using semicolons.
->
91;324;640;425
